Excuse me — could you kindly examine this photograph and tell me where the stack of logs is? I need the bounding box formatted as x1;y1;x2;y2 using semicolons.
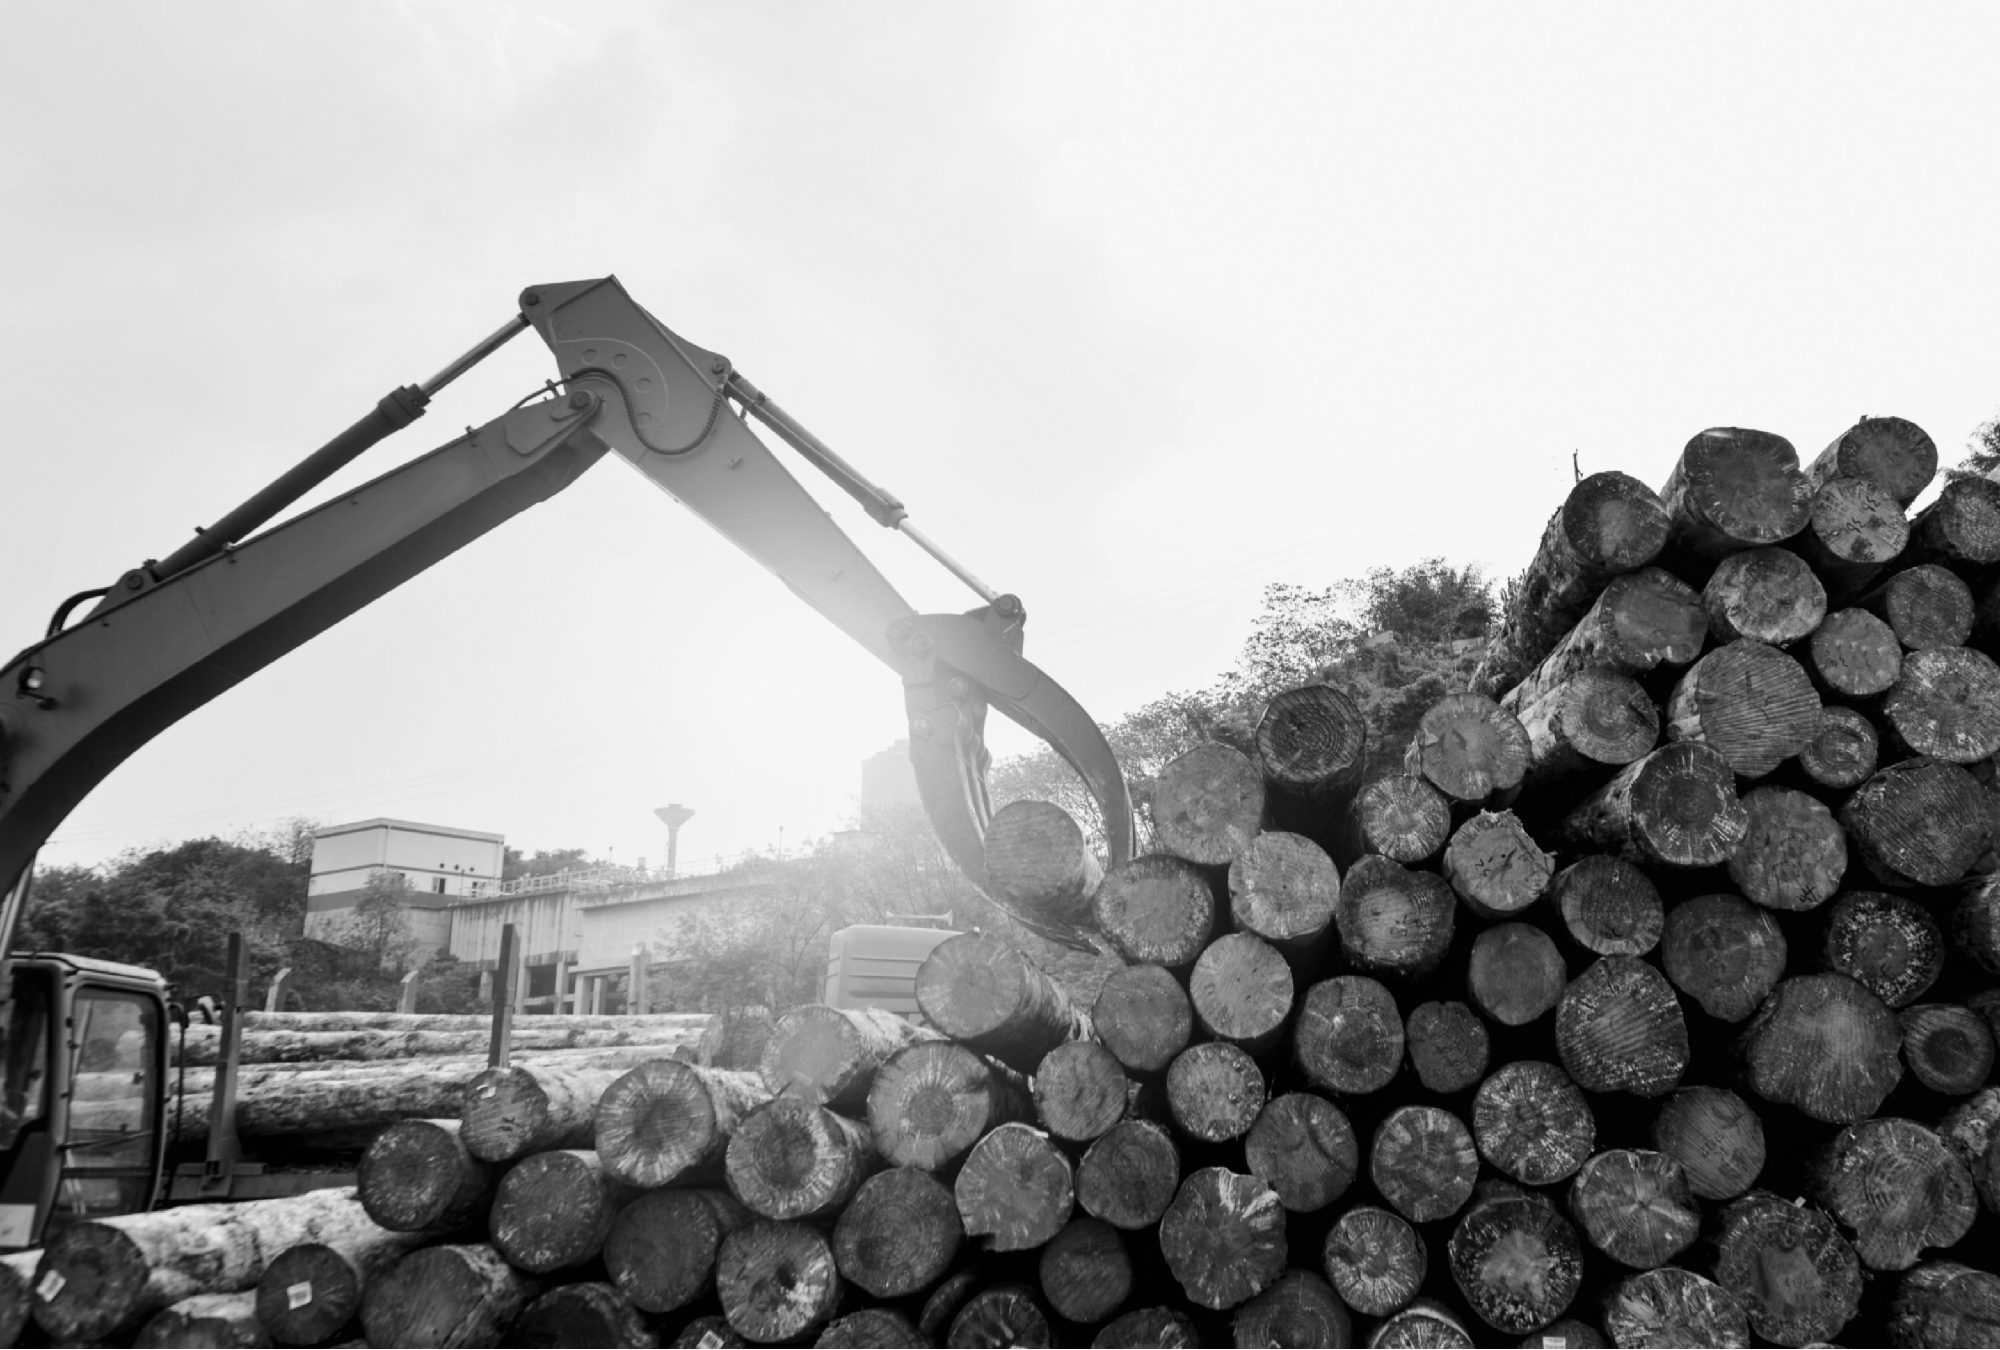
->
9;417;2000;1347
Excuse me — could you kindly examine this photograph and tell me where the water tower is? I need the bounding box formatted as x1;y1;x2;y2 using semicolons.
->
654;804;695;877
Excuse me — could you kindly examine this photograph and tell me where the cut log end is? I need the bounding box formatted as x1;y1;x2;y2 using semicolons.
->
1150;742;1267;866
1473;1061;1595;1186
830;1165;961;1300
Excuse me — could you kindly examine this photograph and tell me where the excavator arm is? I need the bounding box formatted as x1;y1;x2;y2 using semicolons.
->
0;277;1132;948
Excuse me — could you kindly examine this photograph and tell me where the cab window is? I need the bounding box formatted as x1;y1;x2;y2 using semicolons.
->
54;989;157;1221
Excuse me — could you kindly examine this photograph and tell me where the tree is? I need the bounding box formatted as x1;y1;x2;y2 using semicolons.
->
1946;415;2000;483
332;870;420;976
502;847;596;881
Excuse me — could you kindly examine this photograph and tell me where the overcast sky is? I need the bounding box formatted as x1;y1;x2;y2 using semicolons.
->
8;3;2000;873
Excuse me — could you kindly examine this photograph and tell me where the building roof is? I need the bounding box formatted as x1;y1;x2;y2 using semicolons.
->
311;818;506;844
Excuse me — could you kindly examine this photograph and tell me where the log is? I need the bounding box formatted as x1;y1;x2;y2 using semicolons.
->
1334;855;1455;977
595;1058;770;1188
1076;1118;1181;1230
256;1234;426;1347
0;1252;33;1350
1500;568;1707;716
1443;811;1554;920
1367;1298;1475;1348
694;1007;777;1073
1404;692;1531;806
1189;932;1295;1050
1033;1040;1129;1143
1814;1118;1977;1271
1660;425;1811;565
1255;682;1369;802
865;1041;1030;1172
1166;1040;1266;1142
1547;855;1663;957
1739;973;1903;1122
1294;975;1404;1095
1227;830;1340;953
1901;1004;1997;1095
1038;1217;1131;1325
724;1098;876;1222
1518;1319;1608;1349
984;799;1102;927
759;1002;940;1114
502;1283;654;1349
1885;646;2000;763
1093;1306;1200;1349
1342;774;1452;864
1650;1085;1765;1200
1158;1168;1287;1310
1726;785;1847;911
357;1118;495;1233
1404;999;1490;1093
1665;639;1823;778
1859;562;1975;649
715;1221;841;1345
1956;876;2000;975
670;1315;746;1348
815;1308;923;1348
1472;1061;1595;1186
830;1166;961;1298
1909;473;2000;570
1601;1267;1749;1349
1711;1190;1862;1347
1447;1190;1584;1336
135;1293;267;1348
1823;889;1944;1007
1843;758;1991;888
1809;607;1905;698
1555;956;1689;1098
235;1010;706;1035
1370;1105;1478;1223
1702;546;1826;646
1938;1088;2000;1178
954;1122;1074;1251
460;1062;623;1164
172;1017;707;1067
1090;963;1193;1074
1558;742;1748;869
1231;1270;1352;1349
489;1149;631;1274
1474;471;1673;697
1795;474;1909;600
359;1243;540;1350
915;933;1087;1072
1890;1261;2000;1349
603;1188;748;1314
1798;702;1880;789
1092;854;1216;969
1659;893;1786;1022
1807;415;1938;506
946;1285;1048;1348
1567;1149;1698;1269
1517;668;1658;787
1323;1204;1427;1318
1150;742;1267;866
1466;922;1567;1026
1243;1092;1358;1212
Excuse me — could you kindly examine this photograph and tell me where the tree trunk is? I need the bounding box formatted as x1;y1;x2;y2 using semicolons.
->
865;1041;1030;1173
1465;923;1566;1026
945;1285;1048;1348
723;1098;876;1223
1037;1217;1132;1326
594;1059;769;1189
983;799;1103;928
1231;1270;1352;1349
358;1118;495;1233
1809;607;1905;698
714;1221;841;1346
1711;1191;1861;1347
488;1149;632;1274
1158;1168;1287;1311
1823;889;1945;1008
1446;1190;1585;1336
1659;893;1787;1022
456;1063;622;1164
1798;703;1880;790
1702;546;1826;646
1814;1118;1977;1271
1339;773;1452;864
1076;1119;1181;1231
1226;831;1339;954
1369;1105;1478;1223
1500;568;1707;715
1907;473;2000;571
256;1234;424;1348
1547;855;1663;956
1243;1092;1357;1214
1859;562;1976;649
1255;683;1368;802
1165;1041;1265;1143
1559;742;1748;869
358;1243;539;1347
1404;1000;1490;1093
1092;1306;1198;1349
1089;964;1193;1074
1807;415;1938;505
1294;976;1403;1096
1794;474;1909;601
1032;1040;1129;1143
1404;692;1531;806
1149;742;1267;866
174;1018;707;1067
1602;1267;1749;1349
1568;1149;1699;1268
1470;1061;1594;1186
1666;639;1823;779
829;1166;962;1299
1884;646;2000;763
1188;933;1293;1051
1092;854;1216;969
1738;973;1903;1123
1889;1261;2000;1349
1899;1004;1995;1096
758;1003;939;1115
1333;856;1455;977
1516;668;1658;787
134;1292;266;1349
502;1283;656;1349
1554;956;1688;1098
1726;785;1847;912
915;934;1088;1072
1842;758;1990;888
1650;1087;1765;1203
1322;1204;1426;1318
602;1188;748;1314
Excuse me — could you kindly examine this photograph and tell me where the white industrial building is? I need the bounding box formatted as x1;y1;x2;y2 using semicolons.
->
304;818;506;955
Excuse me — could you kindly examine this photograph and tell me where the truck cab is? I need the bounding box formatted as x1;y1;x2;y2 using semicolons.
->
822;925;960;1024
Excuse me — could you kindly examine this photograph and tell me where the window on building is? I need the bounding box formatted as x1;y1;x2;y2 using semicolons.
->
432;877;447;894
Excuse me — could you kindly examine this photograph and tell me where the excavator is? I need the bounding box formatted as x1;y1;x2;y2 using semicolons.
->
0;276;1135;1247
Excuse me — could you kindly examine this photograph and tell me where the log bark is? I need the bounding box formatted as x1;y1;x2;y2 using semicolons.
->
865;1041;1030;1172
1558;742;1748;869
1227;831;1340;953
1255;682;1369;802
1890;1261;2000;1348
1659;893;1787;1022
1602;1268;1749;1349
1158;1168;1287;1311
815;1308;923;1348
1546;855;1662;957
1093;1307;1199;1348
1823;889;1944;1007
1243;1092;1358;1213
1443;811;1554;920
1739;973;1903;1122
915;933;1088;1072
1900;1004;1996;1096
1726;785;1846;911
256;1234;426;1347
1500;568;1708;716
1341;773;1452;864
1323;1205;1426;1318
1038;1217;1131;1325
1294;975;1404;1096
1711;1190;1862;1347
758;1003;940;1114
1446;1191;1584;1336
1516;668;1658;787
1650;1086;1765;1200
135;1292;266;1349
1702;546;1826;646
459;1062;622;1164
1231;1270;1352;1350
1089;964;1193;1074
1166;1040;1265;1142
1149;742;1267;866
359;1243;540;1350
1472;1061;1595;1186
953;1122;1074;1251
1807;415;1938;506
1033;1040;1129;1143
1554;956;1688;1098
1860;562;1976;649
603;1188;748;1314
1666;639;1823;779
489;1149;631;1274
1798;702;1880;789
1795;474;1909;600
1814;1118;1977;1271
1567;1149;1698;1269
984;799;1102;928
1809;607;1905;698
1466;922;1566;1026
358;1117;495;1233
1843;758;1990;888
1370;1105;1478;1223
1076;1118;1181;1230
173;1017;707;1067
1660;426;1812;566
830;1165;961;1298
1908;473;2000;570
1404;693;1530;806
724;1098;876;1222
1367;1297;1476;1348
594;1058;770;1188
1189;932;1294;1051
946;1285;1048;1348
714;1221;841;1345
1334;856;1455;977
1404;1000;1490;1093
1884;646;2000;763
1092;855;1216;969
501;1283;655;1349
